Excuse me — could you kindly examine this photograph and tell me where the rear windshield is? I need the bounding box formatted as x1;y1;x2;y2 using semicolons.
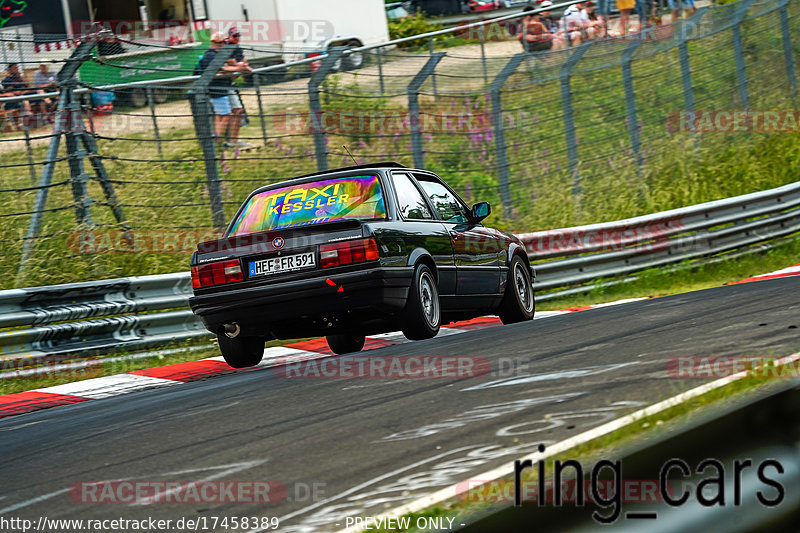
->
228;175;387;236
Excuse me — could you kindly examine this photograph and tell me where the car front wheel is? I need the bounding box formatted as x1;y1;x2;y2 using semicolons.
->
499;256;535;324
402;264;441;340
326;333;366;355
217;334;265;368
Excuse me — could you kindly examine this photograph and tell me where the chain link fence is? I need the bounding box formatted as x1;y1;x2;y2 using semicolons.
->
0;0;798;289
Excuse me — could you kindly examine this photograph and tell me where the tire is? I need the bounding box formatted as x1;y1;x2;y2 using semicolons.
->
217;334;265;368
124;87;147;108
401;264;441;340
499;255;535;325
343;40;366;71
152;88;168;104
326;333;366;355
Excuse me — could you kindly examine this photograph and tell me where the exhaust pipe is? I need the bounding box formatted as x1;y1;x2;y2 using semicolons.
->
222;322;241;338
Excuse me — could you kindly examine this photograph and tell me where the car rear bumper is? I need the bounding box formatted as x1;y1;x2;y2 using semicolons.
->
189;266;414;337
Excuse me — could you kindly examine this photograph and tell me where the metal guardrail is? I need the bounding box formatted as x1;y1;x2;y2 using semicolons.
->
1;179;799;367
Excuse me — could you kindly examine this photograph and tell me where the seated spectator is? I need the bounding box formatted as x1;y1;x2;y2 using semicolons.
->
517;5;554;53
539;1;568;50
584;3;606;39
561;1;590;46
32;63;57;122
1;63;32;130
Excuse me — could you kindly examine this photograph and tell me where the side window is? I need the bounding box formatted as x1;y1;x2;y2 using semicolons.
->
392;173;433;220
415;176;470;223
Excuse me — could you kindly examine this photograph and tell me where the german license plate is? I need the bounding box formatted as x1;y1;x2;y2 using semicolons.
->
248;252;315;277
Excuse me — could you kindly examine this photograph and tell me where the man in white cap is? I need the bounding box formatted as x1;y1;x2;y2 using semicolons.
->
197;32;249;146
224;27;253;149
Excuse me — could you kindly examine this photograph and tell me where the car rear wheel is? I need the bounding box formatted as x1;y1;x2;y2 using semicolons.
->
402;264;441;340
217;334;265;368
326;333;366;355
499;255;535;324
343;40;366;70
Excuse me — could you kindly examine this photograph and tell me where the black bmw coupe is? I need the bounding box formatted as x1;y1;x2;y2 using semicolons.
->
189;162;534;367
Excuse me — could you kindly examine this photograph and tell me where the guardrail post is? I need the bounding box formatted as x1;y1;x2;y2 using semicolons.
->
560;42;593;201
408;53;445;169
254;74;268;145
190;44;235;230
779;0;797;98
490;53;526;219
146;87;163;157
731;0;756;109
621;40;643;169
308;48;344;173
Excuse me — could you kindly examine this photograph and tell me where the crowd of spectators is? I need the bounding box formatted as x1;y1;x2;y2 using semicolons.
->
517;0;697;52
0;63;58;131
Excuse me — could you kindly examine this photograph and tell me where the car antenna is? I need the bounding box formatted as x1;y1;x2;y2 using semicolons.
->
343;145;358;165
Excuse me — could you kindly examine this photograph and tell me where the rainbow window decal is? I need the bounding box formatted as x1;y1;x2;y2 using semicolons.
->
228;175;386;236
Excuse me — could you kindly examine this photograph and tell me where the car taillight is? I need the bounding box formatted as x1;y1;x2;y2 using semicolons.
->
319;238;380;268
191;259;243;288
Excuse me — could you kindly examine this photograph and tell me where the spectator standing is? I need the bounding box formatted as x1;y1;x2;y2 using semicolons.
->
198;32;248;147
669;0;697;23
595;0;612;36
617;0;636;35
224;27;253;149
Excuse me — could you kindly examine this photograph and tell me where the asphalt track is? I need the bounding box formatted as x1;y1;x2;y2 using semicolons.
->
1;277;799;532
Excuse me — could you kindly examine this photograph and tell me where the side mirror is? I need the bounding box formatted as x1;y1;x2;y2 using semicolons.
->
471;201;491;222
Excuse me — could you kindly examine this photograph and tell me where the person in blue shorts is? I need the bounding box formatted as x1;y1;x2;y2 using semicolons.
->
198;33;249;145
669;0;696;22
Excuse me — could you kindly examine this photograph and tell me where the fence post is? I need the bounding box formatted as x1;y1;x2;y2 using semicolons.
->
677;8;709;130
146;87;163;157
18;37;128;281
308;47;344;173
490;53;526;219
560;42;593;200
428;38;438;98
190;44;235;230
253;73;268;145
408;53;445;169
621;40;643;169
779;0;796;98
64;88;93;226
22;129;37;184
479;24;488;85
376;49;386;96
731;0;756;109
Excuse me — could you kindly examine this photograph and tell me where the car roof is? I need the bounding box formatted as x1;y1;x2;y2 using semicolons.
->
246;162;425;198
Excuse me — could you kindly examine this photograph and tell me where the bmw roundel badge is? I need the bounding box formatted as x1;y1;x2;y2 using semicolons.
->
273;236;285;249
